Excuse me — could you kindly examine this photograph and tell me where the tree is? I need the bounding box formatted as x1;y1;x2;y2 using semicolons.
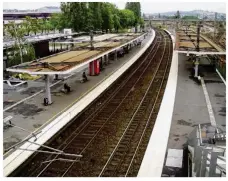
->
119;9;135;29
125;2;141;32
182;16;199;20
58;2;138;33
139;18;145;31
31;18;40;35
113;14;121;32
88;2;103;30
5;21;35;66
38;19;46;34
176;10;180;19
22;16;32;36
49;13;66;32
101;3;114;33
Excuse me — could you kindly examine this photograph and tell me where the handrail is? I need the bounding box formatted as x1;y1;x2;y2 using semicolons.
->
217;156;226;162
216;164;226;174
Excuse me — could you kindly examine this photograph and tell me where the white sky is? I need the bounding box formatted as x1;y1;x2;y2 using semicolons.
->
3;1;226;14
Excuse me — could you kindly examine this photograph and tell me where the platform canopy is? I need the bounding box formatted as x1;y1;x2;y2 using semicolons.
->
7;33;146;75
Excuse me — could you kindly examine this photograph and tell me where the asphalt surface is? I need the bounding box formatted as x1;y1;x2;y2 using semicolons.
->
3;34;152;151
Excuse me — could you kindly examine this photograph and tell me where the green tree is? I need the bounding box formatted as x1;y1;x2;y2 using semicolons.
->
119;9;135;28
38;19;46;34
31;18;40;35
5;21;35;65
125;2;141;32
22;16;32;35
139;17;145;31
88;2;103;30
113;14;121;32
101;3;114;33
176;10;180;19
49;13;66;32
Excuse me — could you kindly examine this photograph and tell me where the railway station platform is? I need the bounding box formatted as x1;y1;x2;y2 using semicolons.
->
138;30;226;177
3;30;155;176
161;53;226;177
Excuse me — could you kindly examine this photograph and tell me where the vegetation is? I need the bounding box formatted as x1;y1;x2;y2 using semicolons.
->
5;21;36;67
175;10;180;19
60;2;144;33
4;2;144;36
182;16;199;20
12;73;41;80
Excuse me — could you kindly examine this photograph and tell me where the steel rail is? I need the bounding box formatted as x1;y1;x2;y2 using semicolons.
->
28;34;159;176
60;33;163;177
125;33;172;177
98;31;170;177
34;32;161;177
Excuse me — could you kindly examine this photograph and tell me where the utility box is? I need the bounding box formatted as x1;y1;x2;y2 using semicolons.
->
94;59;100;75
89;60;100;76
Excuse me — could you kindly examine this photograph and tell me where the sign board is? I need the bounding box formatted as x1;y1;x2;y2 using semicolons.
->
64;29;72;38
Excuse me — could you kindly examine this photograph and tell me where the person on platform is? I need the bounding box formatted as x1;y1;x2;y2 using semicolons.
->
64;83;71;93
82;71;88;82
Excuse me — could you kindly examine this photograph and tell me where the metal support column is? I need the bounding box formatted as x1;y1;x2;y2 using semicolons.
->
45;75;52;105
106;54;109;64
105;54;109;65
195;21;201;78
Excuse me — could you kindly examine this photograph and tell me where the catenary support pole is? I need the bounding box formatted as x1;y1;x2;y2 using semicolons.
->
45;75;52;104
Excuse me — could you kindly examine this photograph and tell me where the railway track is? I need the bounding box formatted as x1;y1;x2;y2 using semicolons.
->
12;29;173;177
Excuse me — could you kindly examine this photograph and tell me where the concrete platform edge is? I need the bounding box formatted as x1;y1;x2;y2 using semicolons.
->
138;30;178;177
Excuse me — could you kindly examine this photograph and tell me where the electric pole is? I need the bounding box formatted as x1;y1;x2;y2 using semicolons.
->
214;12;217;40
90;30;94;50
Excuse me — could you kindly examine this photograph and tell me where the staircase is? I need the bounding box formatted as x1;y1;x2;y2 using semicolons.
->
187;123;226;177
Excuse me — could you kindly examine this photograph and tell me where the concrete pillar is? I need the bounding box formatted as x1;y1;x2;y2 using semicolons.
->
45;75;52;105
114;50;117;61
106;54;109;64
194;59;199;77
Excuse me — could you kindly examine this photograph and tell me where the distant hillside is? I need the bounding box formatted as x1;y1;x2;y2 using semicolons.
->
149;10;226;20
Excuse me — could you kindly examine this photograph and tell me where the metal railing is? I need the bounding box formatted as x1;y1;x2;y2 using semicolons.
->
188;124;226;177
